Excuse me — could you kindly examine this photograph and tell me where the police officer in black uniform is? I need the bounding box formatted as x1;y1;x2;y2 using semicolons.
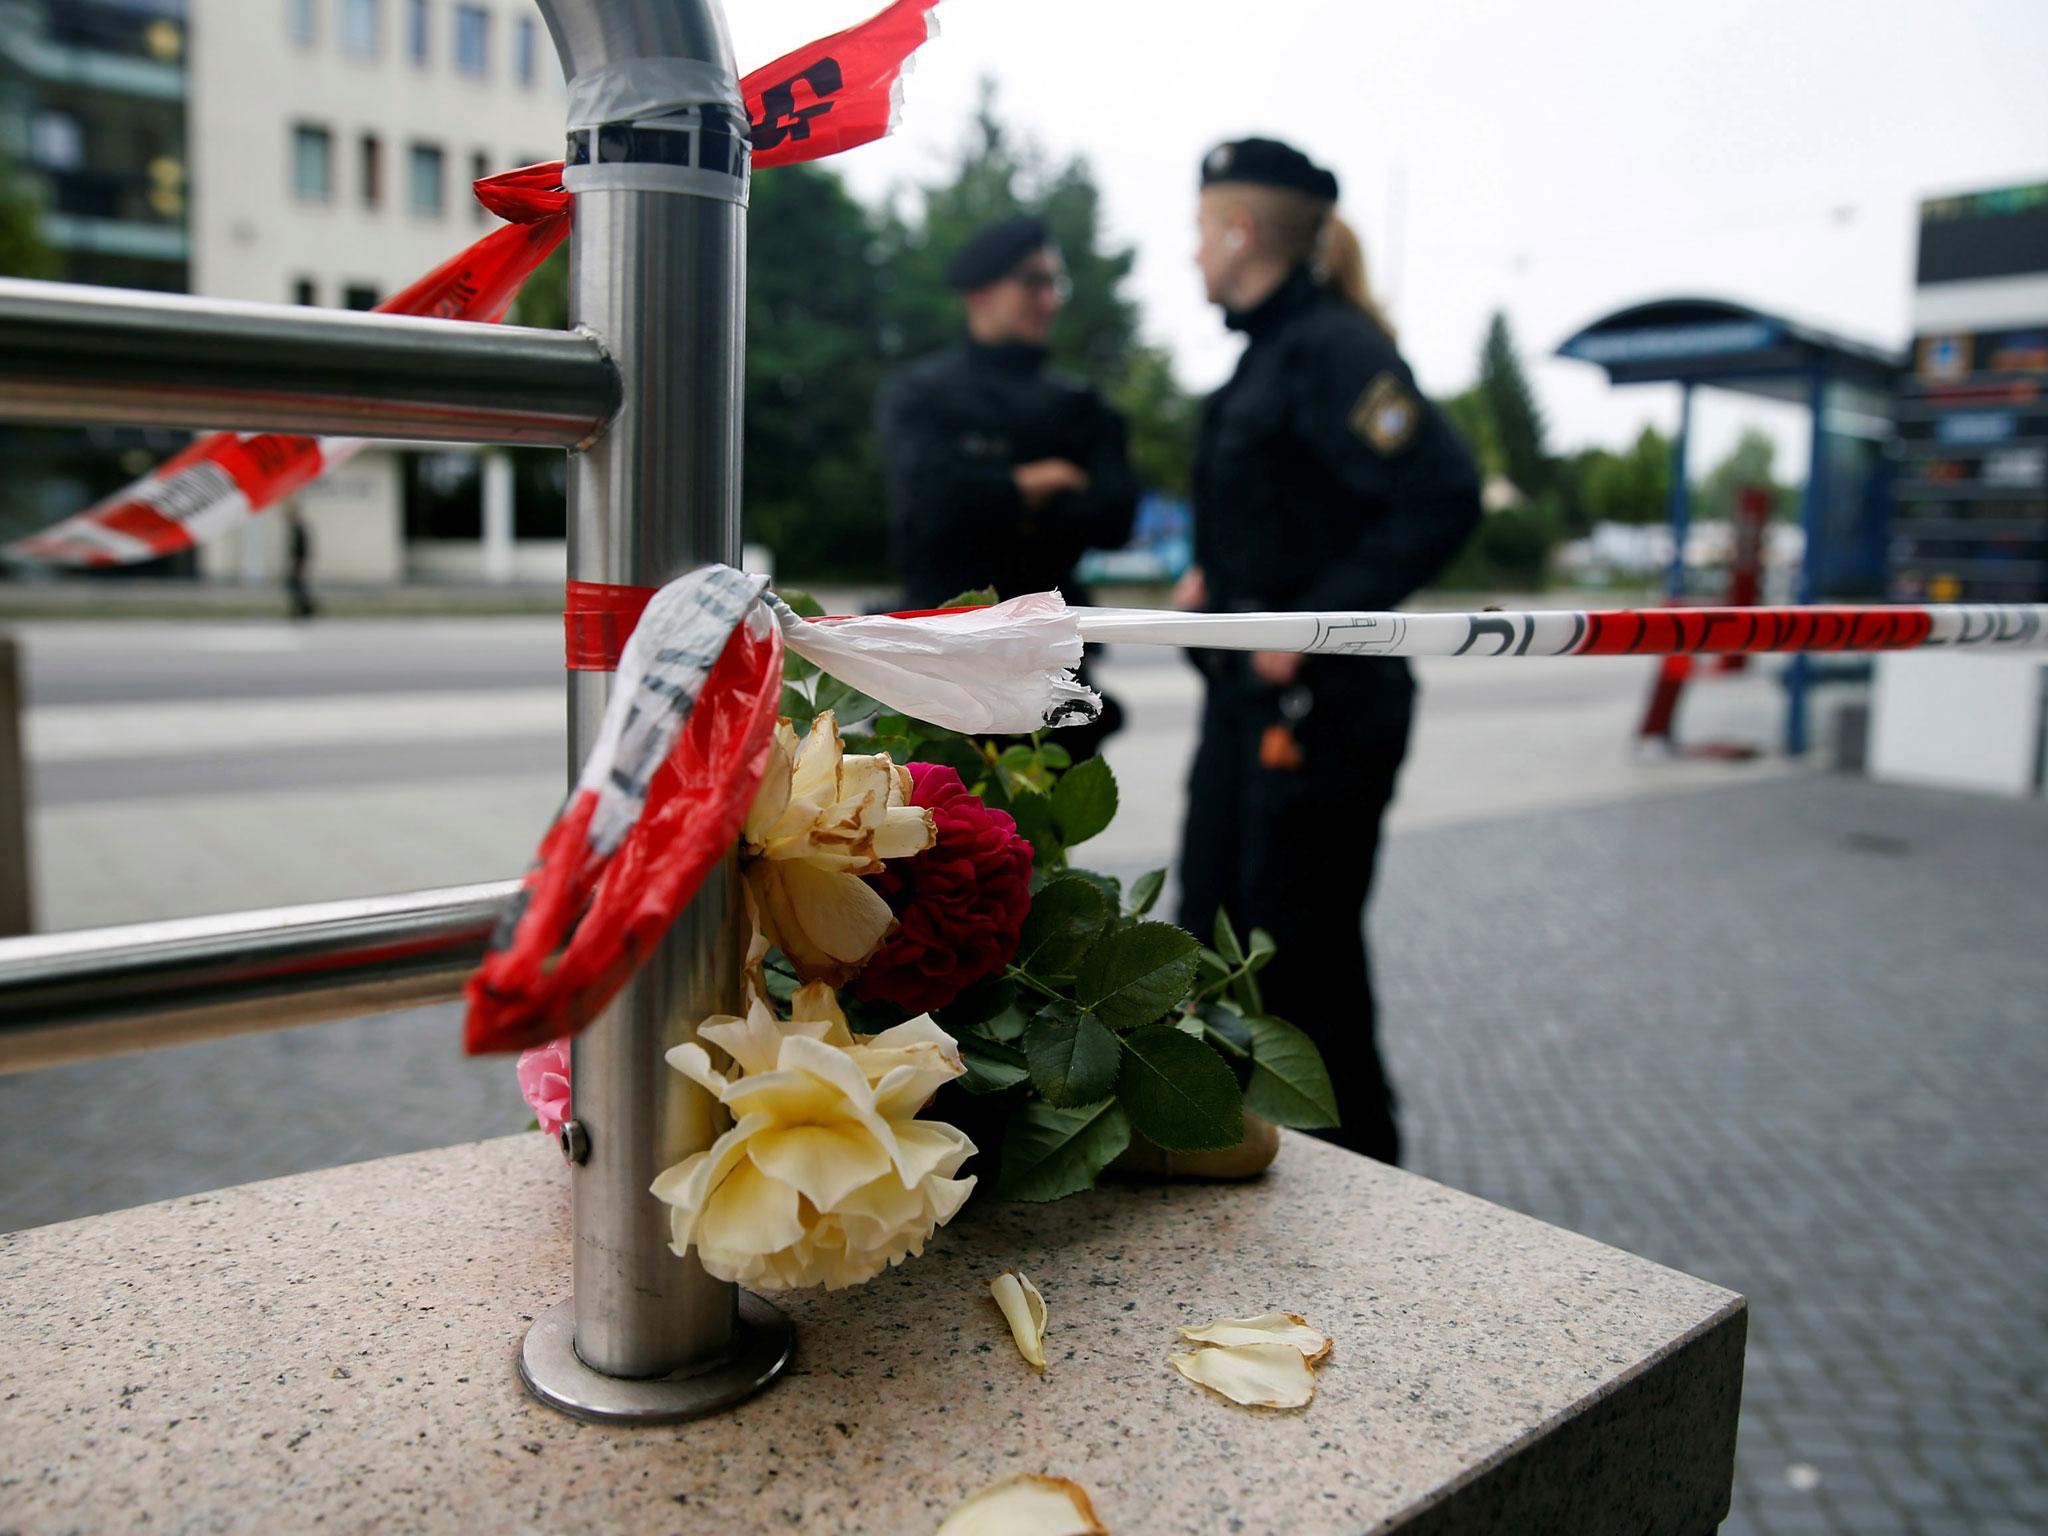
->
878;215;1139;754
1176;139;1481;1164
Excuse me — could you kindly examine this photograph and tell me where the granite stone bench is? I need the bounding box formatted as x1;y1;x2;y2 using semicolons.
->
1;1131;1743;1534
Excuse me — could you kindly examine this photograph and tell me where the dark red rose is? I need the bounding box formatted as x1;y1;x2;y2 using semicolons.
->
854;763;1033;1015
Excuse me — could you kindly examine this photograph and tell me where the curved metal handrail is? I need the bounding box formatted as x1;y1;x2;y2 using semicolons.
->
0;881;516;1074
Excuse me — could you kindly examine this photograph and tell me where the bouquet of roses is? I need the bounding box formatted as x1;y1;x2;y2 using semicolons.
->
512;588;1338;1293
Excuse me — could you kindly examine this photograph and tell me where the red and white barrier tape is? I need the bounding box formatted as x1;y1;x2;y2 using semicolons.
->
4;0;944;570
4;164;573;568
1071;603;2048;657
466;566;782;1054
466;573;2047;1050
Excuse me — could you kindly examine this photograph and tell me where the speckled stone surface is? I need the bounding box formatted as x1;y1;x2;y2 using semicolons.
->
0;1133;1743;1535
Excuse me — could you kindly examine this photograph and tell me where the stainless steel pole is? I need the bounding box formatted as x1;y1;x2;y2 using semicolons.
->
0;279;619;446
518;0;791;1423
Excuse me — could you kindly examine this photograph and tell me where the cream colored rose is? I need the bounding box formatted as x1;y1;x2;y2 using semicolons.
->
741;712;936;985
651;984;976;1291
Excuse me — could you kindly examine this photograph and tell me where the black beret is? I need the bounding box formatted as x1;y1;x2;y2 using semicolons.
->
1199;137;1339;203
944;214;1055;292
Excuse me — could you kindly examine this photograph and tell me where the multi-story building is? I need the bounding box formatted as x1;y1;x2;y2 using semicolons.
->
0;0;190;290
189;0;569;585
2;0;571;583
0;0;195;546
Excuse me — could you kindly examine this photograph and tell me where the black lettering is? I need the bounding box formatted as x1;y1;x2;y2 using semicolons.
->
1453;614;1518;656
750;59;845;151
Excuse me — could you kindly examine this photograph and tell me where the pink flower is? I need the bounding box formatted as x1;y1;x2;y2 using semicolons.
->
854;763;1034;1016
517;1038;572;1138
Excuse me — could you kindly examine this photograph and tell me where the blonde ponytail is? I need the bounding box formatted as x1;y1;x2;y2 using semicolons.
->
1315;211;1395;339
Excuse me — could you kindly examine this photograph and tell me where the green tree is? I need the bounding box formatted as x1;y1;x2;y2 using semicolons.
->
510;244;566;331
1556;424;1673;529
1441;384;1504;481
0;146;56;280
744;163;897;575
1115;344;1197;500
1477;310;1549;497
1695;426;1792;522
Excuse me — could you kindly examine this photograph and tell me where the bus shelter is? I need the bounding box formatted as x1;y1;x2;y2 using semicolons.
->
1558;297;1902;753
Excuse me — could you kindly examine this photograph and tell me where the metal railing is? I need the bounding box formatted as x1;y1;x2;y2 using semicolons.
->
0;279;619;445
0;882;516;1074
0;0;786;1426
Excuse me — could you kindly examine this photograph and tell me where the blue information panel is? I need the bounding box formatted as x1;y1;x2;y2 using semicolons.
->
1895;184;2048;603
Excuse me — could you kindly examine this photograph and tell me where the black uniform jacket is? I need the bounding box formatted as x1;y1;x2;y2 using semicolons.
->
878;338;1140;610
1193;267;1482;714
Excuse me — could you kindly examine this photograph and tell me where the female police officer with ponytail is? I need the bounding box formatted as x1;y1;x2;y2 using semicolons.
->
1174;138;1481;1165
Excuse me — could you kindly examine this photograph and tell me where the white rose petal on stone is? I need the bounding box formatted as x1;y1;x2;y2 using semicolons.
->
1176;1311;1332;1364
936;1473;1107;1535
1168;1341;1317;1409
989;1268;1048;1370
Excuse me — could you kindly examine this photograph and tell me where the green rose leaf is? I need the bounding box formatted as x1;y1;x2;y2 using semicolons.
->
997;1098;1131;1202
776;588;825;619
1127;867;1166;917
1245;926;1277;972
1025;1001;1121;1108
1115;1024;1244;1152
813;673;884;730
1014;878;1112;981
780;683;815;729
1065;867;1121;911
1242;1013;1340;1130
873;712;923;745
942;587;1000;608
957;1036;1031;1096
910;733;990;791
1197;999;1254;1059
1211;908;1246;966
1003;788;1064;868
1075;922;1200;1030
1051;754;1117;847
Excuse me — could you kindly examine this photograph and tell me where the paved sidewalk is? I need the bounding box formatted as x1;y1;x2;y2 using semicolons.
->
1377;777;2048;1536
5;774;2041;1534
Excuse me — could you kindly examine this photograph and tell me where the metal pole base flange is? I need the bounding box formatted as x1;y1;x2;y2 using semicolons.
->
518;1292;794;1425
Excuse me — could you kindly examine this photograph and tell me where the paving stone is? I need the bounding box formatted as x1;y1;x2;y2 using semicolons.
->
1373;777;2048;1536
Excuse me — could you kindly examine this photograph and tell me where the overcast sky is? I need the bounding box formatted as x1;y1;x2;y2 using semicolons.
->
727;0;2048;468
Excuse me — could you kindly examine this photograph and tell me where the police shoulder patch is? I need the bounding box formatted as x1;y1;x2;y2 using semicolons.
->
1349;371;1419;455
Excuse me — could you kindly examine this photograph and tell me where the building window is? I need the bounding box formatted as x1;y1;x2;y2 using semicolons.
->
359;133;383;208
407;0;428;63
343;283;380;310
289;0;316;46
453;4;488;76
408;142;445;214
470;150;489;222
292;277;318;305
29;110;85;171
292;123;333;201
515;16;536;85
341;0;379;57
